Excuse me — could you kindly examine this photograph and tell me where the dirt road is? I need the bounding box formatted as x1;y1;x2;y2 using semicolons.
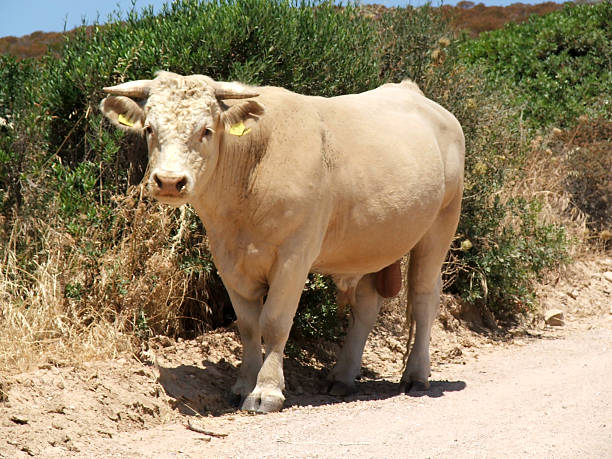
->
53;315;612;458
2;258;610;458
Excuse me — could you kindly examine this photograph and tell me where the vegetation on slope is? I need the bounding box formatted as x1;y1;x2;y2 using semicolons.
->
443;1;565;37
460;1;611;128
460;1;611;237
0;2;566;60
1;0;607;370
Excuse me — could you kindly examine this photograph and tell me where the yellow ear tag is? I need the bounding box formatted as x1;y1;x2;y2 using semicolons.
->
118;114;135;127
229;121;251;136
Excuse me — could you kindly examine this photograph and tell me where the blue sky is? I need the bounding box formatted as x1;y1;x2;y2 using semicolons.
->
1;0;562;38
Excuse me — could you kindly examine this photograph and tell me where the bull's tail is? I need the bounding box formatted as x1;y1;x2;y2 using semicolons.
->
401;256;415;372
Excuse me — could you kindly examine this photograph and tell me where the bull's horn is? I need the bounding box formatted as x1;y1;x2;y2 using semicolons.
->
213;81;259;100
103;80;153;98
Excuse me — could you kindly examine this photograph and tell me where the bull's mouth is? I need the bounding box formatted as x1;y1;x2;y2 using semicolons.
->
151;194;190;207
148;184;190;207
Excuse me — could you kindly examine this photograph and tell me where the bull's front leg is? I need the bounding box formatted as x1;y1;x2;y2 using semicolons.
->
240;255;311;413
226;287;263;404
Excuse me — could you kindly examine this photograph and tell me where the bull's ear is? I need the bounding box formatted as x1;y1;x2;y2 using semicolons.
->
220;99;265;132
99;96;146;133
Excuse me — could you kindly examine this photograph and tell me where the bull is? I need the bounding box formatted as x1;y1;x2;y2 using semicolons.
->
100;72;464;413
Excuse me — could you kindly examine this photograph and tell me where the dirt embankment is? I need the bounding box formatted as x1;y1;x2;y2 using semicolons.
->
1;256;610;457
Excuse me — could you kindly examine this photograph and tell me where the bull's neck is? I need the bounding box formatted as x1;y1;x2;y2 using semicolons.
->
191;131;268;231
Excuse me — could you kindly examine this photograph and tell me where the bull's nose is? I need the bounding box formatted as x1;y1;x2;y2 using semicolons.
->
151;172;189;196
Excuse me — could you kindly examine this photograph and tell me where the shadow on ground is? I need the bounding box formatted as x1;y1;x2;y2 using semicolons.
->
156;358;466;416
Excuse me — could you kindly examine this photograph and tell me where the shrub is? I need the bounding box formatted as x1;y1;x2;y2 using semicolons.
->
293;274;344;342
557;117;612;238
378;4;453;86
0;1;381;368
0;1;591;369
459;1;612;128
423;57;570;318
381;18;571;318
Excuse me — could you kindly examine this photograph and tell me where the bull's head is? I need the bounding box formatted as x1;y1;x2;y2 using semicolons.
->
100;71;264;206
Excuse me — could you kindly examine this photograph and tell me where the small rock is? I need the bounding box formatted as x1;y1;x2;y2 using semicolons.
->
448;347;463;358
566;290;579;300
10;414;29;425
20;445;35;456
603;272;612;284
545;309;565;326
0;378;9;402
47;404;67;414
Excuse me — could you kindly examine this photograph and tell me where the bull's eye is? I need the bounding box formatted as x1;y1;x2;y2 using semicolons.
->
199;127;213;142
144;125;153;136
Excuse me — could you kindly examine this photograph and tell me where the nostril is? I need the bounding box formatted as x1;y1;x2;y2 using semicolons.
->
151;172;189;196
176;177;188;192
153;173;163;189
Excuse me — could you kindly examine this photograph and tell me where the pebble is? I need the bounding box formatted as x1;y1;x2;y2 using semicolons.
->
566;290;579;300
10;414;29;425
545;309;565;327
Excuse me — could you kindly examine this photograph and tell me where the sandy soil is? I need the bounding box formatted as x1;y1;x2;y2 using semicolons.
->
1;256;610;458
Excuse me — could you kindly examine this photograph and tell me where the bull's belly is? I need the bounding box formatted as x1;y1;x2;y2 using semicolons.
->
311;214;432;275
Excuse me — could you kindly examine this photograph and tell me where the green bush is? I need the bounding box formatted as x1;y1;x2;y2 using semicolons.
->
451;194;569;317
0;55;46;213
294;274;344;341
1;0;382;341
460;2;612;128
420;54;570;318
1;0;591;352
43;0;379;167
378;4;453;86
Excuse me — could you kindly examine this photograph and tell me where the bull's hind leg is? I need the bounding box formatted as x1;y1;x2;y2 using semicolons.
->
400;193;461;392
327;273;382;395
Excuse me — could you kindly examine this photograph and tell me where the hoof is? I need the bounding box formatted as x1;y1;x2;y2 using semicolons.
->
399;379;430;394
240;389;284;413
326;380;357;397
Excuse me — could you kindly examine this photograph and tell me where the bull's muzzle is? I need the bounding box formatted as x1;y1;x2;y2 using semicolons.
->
150;171;190;198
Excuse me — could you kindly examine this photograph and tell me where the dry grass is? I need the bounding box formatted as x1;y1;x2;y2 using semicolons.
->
515;137;587;248
0;226;133;372
515;117;611;253
0;186;225;374
441;2;565;37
